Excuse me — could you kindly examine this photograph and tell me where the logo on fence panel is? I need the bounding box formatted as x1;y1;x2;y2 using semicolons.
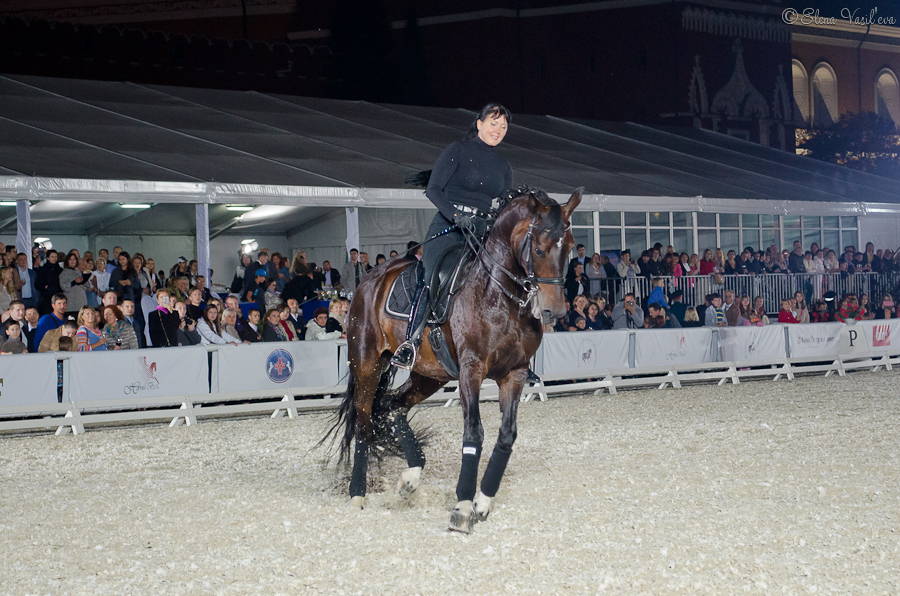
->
576;338;599;369
266;349;294;383
873;324;891;348
124;356;159;394
665;333;687;360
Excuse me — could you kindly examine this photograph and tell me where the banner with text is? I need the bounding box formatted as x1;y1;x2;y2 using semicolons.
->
538;330;630;376
786;322;842;358
0;353;59;407
68;346;210;402
718;324;787;362
842;319;900;354
634;327;713;368
217;340;341;393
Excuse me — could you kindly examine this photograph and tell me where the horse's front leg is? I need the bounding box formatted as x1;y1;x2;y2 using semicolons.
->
449;361;486;533
473;367;526;522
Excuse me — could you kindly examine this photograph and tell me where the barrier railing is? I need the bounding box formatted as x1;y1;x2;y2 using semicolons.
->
3;320;899;434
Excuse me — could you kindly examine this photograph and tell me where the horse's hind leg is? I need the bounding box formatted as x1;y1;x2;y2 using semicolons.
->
392;373;447;498
348;362;388;509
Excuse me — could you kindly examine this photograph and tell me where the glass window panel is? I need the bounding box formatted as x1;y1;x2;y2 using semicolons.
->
624;229;646;254
672;212;691;227
649;211;670;227
841;216;858;229
802;216;820;229
672;229;693;255
803;229;821;251
719;213;739;227
697;212;716;227
572;211;593;226
571;228;594;257
599;228;622;251
822;216;839;228
783;215;801;228
783;227;802;246
649;229;670;250
597;211;621;226
741;229;761;251
823;229;840;252
720;229;740;253
624;212;646;226
697;229;717;254
741;214;759;227
760;214;778;228
842;229;858;249
761;228;779;250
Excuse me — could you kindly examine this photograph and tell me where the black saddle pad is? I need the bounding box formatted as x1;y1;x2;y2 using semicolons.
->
386;262;420;319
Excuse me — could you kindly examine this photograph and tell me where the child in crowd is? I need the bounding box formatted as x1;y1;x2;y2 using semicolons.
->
647;277;669;310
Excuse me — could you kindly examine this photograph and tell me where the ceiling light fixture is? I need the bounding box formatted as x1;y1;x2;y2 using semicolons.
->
119;203;151;209
226;205;255;212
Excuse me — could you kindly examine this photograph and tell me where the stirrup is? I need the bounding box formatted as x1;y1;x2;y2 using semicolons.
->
391;341;418;370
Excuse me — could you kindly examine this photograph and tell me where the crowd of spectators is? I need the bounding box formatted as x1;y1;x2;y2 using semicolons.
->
550;241;900;333
2;236;898;353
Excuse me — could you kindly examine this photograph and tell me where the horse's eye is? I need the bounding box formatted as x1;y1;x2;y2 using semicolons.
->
534;248;546;258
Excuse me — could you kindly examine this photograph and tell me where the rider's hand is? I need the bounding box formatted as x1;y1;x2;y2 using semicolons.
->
454;213;487;239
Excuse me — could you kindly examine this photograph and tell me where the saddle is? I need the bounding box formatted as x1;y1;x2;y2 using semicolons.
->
385;243;475;325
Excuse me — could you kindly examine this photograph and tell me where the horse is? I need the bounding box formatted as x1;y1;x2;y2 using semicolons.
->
327;186;582;532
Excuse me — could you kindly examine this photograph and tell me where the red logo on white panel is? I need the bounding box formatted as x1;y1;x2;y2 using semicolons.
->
872;325;891;348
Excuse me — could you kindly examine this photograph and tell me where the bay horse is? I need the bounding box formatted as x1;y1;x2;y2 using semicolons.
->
327;187;581;532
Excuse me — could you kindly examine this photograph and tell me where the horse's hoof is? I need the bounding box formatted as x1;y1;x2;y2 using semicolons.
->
350;496;365;510
473;491;492;522
396;466;422;499
448;500;474;533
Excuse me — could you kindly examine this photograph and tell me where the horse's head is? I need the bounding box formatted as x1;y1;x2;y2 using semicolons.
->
492;186;582;323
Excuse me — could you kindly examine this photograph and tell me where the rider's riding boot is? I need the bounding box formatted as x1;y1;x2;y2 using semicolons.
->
391;285;431;370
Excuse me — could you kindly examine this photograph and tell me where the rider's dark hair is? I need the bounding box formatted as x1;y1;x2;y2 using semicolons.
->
464;103;512;140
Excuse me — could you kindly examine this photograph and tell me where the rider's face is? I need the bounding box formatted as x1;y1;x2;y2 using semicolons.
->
476;115;508;147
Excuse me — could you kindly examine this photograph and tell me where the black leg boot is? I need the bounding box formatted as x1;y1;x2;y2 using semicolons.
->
391;285;431;370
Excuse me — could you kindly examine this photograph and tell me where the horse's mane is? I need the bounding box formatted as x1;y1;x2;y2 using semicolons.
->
492;185;554;219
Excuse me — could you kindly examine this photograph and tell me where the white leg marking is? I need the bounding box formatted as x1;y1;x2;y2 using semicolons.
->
396;466;422;498
350;496;364;510
449;500;474;533
473;491;493;522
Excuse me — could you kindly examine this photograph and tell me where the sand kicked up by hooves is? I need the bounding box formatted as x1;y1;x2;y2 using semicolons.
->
1;372;899;595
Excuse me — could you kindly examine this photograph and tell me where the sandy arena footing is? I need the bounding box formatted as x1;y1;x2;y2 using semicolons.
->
1;372;899;595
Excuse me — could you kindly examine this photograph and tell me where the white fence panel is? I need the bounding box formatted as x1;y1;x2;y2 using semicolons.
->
848;319;900;352
217;341;341;392
718;324;787;362
539;330;630;375
785;322;843;358
68;346;210;402
0;353;59;407
634;327;713;368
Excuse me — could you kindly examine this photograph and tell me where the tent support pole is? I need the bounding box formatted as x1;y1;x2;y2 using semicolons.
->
16;200;31;268
196;204;211;283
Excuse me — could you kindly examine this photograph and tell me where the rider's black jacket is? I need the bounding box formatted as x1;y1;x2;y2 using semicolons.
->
425;136;512;221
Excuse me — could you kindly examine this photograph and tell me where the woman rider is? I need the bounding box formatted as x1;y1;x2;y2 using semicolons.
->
391;103;513;369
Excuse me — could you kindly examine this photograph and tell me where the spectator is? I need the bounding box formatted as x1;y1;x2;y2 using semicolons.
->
342;248;368;292
585;301;605;330
567;295;588;330
149;290;179;347
244;268;267;305
263;278;281;311
35;293;68;348
282;263;317;304
195;275;213;303
326;300;345;334
100;304;138;350
188;259;199;286
242;250;270;297
38;320;77;352
58;253;90;318
91;258;111;303
290;250;308;277
788;241;804;273
231;254;253;294
110;251;140;305
275;304;300;340
360;252;373;273
75;306;107;351
223;295;257;342
306;306;342;340
749;296;770;325
23;306;39;350
811;300;833;323
321;260;340;288
133;254;153;299
167;276;190;304
704;293;726;327
245;309;263;342
145;258;164;292
612;293;644;329
648;303;680;328
120;299;144;348
1;301;27;347
285;298;304;335
0;266;18;314
823;250;840;273
722;290;742;326
792;292;810;324
778;299;800;324
262;308;289;342
647;278;669;310
0;320;27;354
12;252;37;309
682;307;703;327
669;290;687;325
172;301;201;346
219;308;244;343
272;253;290;291
859;294;876;320
109;247;123;274
185;287;205;322
375;254;386;265
565;263;588;303
874;294;895;319
699;249;716;275
567;244;587;275
403;241;421;262
584;253;606;297
197;303;231;345
572;315;587;331
35;249;62;314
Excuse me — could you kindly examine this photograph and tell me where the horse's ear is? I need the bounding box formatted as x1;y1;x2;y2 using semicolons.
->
560;187;584;221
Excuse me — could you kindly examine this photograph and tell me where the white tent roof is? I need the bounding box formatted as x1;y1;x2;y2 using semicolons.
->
1;73;898;236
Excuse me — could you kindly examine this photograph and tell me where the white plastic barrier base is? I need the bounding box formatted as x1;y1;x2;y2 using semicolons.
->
0;352;59;406
67;346;210;402
217;340;341;393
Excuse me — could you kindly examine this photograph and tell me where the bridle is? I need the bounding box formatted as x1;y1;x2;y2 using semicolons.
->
468;214;570;312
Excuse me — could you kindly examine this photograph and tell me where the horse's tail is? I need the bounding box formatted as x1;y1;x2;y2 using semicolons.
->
404;170;431;188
